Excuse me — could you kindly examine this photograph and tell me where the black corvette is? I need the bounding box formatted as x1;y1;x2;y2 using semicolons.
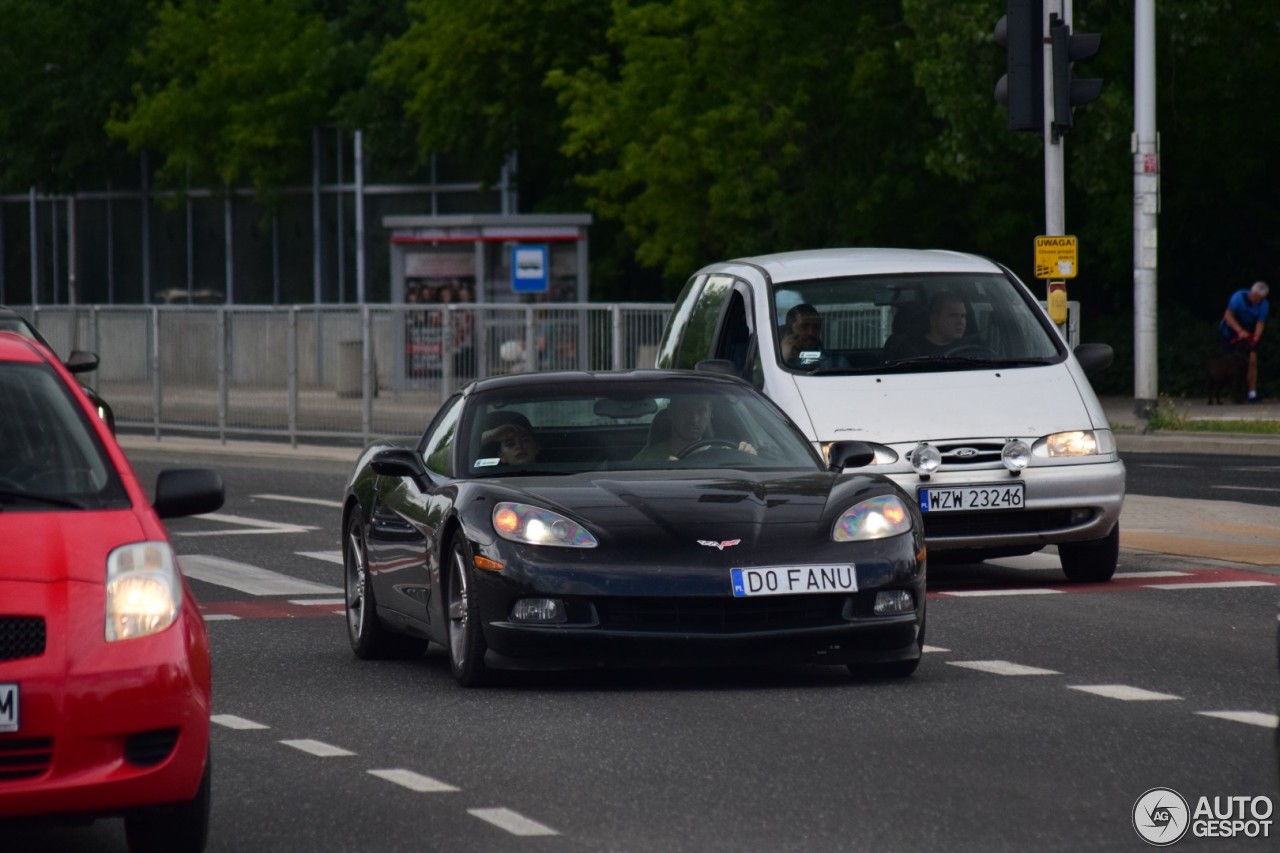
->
341;370;926;685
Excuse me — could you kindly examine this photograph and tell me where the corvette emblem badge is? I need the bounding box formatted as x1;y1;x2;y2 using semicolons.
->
698;539;741;551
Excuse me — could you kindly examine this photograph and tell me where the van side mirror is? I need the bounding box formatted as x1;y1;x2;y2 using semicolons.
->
1073;343;1114;376
827;441;876;470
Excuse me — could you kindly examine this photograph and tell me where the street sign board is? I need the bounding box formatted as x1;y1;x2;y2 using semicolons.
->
511;245;549;293
1034;235;1078;279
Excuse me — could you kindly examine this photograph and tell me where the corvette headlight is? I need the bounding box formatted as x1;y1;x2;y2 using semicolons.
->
833;495;912;542
105;542;181;642
493;502;598;548
1039;429;1114;458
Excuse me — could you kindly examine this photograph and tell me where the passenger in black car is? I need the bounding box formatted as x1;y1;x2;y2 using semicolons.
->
480;412;540;465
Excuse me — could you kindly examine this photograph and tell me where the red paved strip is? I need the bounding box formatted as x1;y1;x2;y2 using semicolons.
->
200;600;344;620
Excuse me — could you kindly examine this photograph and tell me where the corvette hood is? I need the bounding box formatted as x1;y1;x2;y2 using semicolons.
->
497;471;860;550
0;511;147;583
794;364;1098;443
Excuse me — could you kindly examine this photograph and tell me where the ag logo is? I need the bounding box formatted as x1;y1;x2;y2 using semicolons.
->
1133;787;1190;846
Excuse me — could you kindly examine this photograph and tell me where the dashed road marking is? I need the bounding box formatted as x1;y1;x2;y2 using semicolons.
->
468;807;559;837
182;555;341;596
948;660;1060;676
173;512;319;536
922;645;950;653
368;769;460;792
254;493;344;509
203;613;240;621
280;739;355;757
298;550;344;564
1196;711;1280;729
1120;570;1192;578
289;598;345;606
1069;685;1181;701
212;714;269;730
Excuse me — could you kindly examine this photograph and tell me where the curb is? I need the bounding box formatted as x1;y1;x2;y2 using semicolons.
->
1115;431;1280;457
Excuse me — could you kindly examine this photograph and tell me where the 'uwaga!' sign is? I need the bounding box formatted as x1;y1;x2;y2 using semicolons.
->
1034;235;1078;279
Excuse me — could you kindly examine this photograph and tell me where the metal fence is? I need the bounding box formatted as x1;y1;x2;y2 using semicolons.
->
18;303;673;445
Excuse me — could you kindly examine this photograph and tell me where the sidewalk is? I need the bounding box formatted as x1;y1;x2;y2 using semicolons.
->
1102;394;1280;457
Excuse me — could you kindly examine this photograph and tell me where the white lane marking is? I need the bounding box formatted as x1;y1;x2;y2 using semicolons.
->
922;645;950;653
280;739;355;757
212;714;269;730
1135;464;1194;469
368;769;460;792
181;555;341;596
1069;685;1181;701
1212;485;1280;493
1145;581;1276;590
298;551;344;565
254;493;344;509
173;512;318;537
289;598;345;606
468;808;559;837
1197;711;1280;729
1120;570;1191;578
948;660;1060;676
203;613;240;622
939;589;1064;597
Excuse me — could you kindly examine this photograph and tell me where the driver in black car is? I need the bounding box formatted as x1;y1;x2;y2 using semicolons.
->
634;396;757;462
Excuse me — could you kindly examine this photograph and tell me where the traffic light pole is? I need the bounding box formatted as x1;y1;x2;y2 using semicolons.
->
1043;1;1067;335
1133;0;1159;419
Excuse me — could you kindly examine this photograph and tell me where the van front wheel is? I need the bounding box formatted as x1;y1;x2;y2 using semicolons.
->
1059;524;1119;583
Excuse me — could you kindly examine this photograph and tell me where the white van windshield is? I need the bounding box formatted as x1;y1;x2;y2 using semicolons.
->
773;273;1065;373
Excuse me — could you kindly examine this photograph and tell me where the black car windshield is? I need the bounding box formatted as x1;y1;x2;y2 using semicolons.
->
0;362;129;511
773;272;1065;374
464;380;822;476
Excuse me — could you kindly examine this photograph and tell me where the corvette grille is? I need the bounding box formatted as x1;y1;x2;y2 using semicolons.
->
0;737;54;781
0;616;46;662
594;595;851;633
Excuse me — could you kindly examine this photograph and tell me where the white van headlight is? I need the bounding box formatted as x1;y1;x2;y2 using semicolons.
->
1038;429;1115;458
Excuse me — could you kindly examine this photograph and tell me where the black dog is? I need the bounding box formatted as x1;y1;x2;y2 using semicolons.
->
1206;344;1250;404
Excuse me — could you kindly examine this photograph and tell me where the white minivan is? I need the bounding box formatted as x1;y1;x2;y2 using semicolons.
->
655;248;1125;582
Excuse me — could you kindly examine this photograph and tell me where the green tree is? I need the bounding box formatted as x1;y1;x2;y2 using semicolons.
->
0;0;153;192
107;0;345;194
552;0;987;292
373;0;611;211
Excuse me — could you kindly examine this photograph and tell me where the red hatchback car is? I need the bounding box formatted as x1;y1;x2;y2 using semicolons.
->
0;332;223;852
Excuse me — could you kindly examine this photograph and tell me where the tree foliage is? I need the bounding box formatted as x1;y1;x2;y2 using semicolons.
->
106;0;345;193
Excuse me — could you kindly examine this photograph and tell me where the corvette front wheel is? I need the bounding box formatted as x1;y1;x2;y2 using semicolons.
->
446;536;491;687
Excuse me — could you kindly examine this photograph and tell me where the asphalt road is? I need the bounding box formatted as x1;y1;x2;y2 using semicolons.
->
11;449;1280;852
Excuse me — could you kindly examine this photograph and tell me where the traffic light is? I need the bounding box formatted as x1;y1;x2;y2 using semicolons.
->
1049;15;1102;137
993;0;1043;132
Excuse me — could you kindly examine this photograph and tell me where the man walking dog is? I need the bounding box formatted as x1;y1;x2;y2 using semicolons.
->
1219;280;1269;402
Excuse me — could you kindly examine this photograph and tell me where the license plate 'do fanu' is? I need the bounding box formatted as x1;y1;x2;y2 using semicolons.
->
918;482;1025;512
730;565;857;598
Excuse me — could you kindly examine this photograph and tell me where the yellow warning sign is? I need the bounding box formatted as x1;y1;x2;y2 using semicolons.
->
1034;235;1078;279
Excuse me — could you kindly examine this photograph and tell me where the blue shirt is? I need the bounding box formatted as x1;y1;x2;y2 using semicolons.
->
1220;289;1269;341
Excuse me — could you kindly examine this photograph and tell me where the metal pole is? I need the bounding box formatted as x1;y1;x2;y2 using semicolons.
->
336;128;345;304
312;127;322;304
141;152;152;304
217;307;228;444
67;196;76;306
355;129;366;304
29;187;37;306
361;304;372;444
288;307;299;447
272;212;281;306
50;197;59;304
1133;0;1159;419
224;191;234;304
